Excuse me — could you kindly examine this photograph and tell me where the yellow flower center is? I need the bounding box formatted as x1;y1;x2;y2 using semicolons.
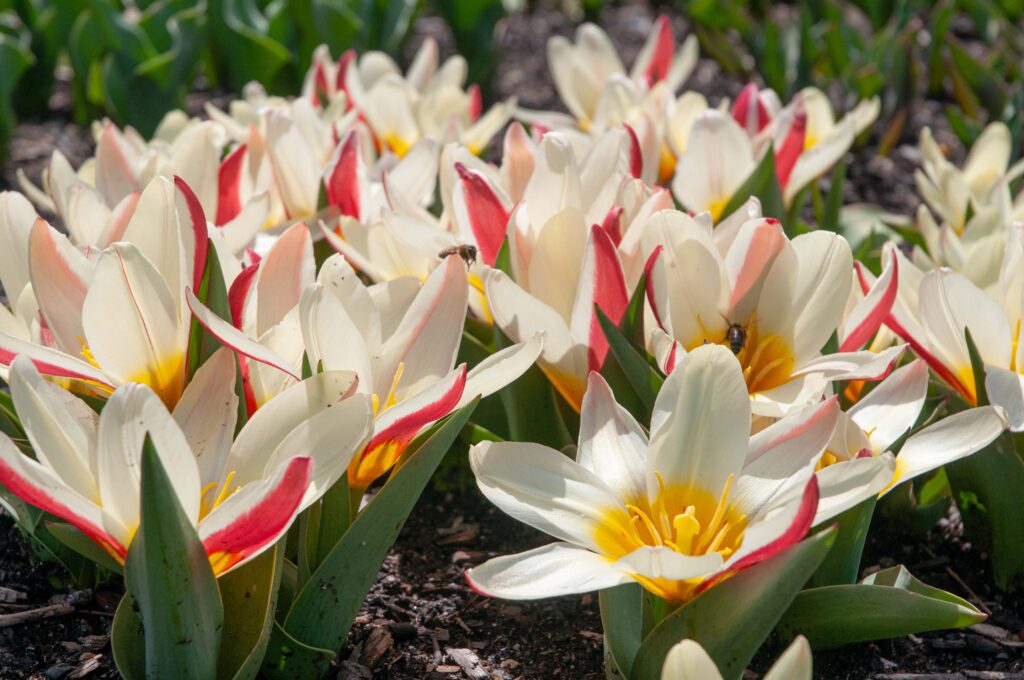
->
199;470;238;519
385;134;413;158
690;320;795;395
594;473;748;602
707;196;729;223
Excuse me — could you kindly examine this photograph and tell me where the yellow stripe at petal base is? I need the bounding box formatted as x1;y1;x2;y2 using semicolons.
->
125;352;186;409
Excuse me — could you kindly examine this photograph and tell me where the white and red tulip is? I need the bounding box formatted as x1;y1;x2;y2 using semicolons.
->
466;345;836;603
0;351;372;575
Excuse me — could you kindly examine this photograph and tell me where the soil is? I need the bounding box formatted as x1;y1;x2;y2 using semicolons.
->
0;2;1022;679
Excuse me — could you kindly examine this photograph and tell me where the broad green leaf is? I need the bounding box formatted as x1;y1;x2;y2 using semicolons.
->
495;325;573;449
777;565;986;648
809;496;877;587
262;621;335;679
628;528;836;680
124;437;223;679
217;541;285;680
111;593;146;680
273;401;479;674
945;436;1024;591
599;583;643;678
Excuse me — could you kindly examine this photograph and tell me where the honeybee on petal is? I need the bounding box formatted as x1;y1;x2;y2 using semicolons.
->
439;244;478;266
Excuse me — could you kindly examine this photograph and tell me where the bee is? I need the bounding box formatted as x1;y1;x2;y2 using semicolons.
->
726;323;748;355
438;244;478;266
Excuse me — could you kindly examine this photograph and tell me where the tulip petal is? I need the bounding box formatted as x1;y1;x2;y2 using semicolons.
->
325;131;368;221
849;360;928;452
459;334;543;409
200;455;313;575
986;365;1024;431
0;191;36;303
891;406;1007;489
661;640;724;680
172;347;238;485
0;331;114;386
187;288;300;381
648;345;750;495
256;223;315;336
577;372;649;502
453;162;510;266
813;454;895;525
735;397;838;516
28;219;91;355
0;434;126;559
840;250;898;352
570;225;629;371
469;440;626;552
9;356;98;500
467;542;629;600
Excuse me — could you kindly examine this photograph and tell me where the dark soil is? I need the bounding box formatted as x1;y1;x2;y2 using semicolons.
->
1;2;1021;680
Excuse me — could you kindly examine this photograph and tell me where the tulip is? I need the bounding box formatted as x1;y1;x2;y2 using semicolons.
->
662;636;811;680
645;214;903;417
0;351;373;575
809;361;1006;525
191;252;541;491
466;345;837;603
0;178;219;409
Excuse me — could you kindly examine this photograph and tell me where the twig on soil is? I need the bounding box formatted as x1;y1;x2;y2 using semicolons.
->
944;566;993;616
0;602;73;627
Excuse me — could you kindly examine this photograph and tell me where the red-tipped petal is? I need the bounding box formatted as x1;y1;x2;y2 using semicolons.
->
216;144;248;226
643;246;666;331
454;162;510;266
644;15;675;85
0;334;113;387
696;475;819;595
0;454;126;561
624;124;643;179
598;206;624;247
201;455;313;575
468;84;483;121
580;226;630;372
325;131;364;220
841;252;899;352
775;109;806;189
732;83;771;135
174;176;210;292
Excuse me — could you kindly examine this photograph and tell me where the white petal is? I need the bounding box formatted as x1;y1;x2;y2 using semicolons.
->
577;372;649;502
459;334;543;409
849;360;928;452
813;454;895;525
891;407;1007;489
467;542;629;600
172;347;238;485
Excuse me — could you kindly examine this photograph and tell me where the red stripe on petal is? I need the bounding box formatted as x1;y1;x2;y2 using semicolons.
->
624;124;643;179
203;456;313;575
336;49;355;94
468;84;483;122
0;347;112;387
454;162;510;266
695;475;819;596
0;458;126;561
728;220;786;310
351;366;467;487
586;226;630;372
326;131;362;219
854;265;973;401
216;144;247;226
598;206;624;247
841;253;899;352
643;246;666;331
174;176;210;292
644;15;675;85
775;108;806;189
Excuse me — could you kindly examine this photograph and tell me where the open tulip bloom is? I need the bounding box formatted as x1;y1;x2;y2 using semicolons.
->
0;351;373;575
466;344;837;603
645;213;904;417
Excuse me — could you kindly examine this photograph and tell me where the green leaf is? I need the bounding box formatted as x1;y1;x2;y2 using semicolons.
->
262;620;335;678
628;528;836;680
186;237;231;382
721;148;785;221
217;540;285;680
270;401;479;675
495;325;573;449
123;436;223;679
45;522;123;575
596;308;663;423
777;565;986;648
821;158;846;231
809;496;877;587
945;436;1024;591
599;583;643;678
111;593;146;680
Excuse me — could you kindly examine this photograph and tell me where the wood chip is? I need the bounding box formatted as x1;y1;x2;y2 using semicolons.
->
0;586;26;603
447;647;489;679
0;603;73;628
